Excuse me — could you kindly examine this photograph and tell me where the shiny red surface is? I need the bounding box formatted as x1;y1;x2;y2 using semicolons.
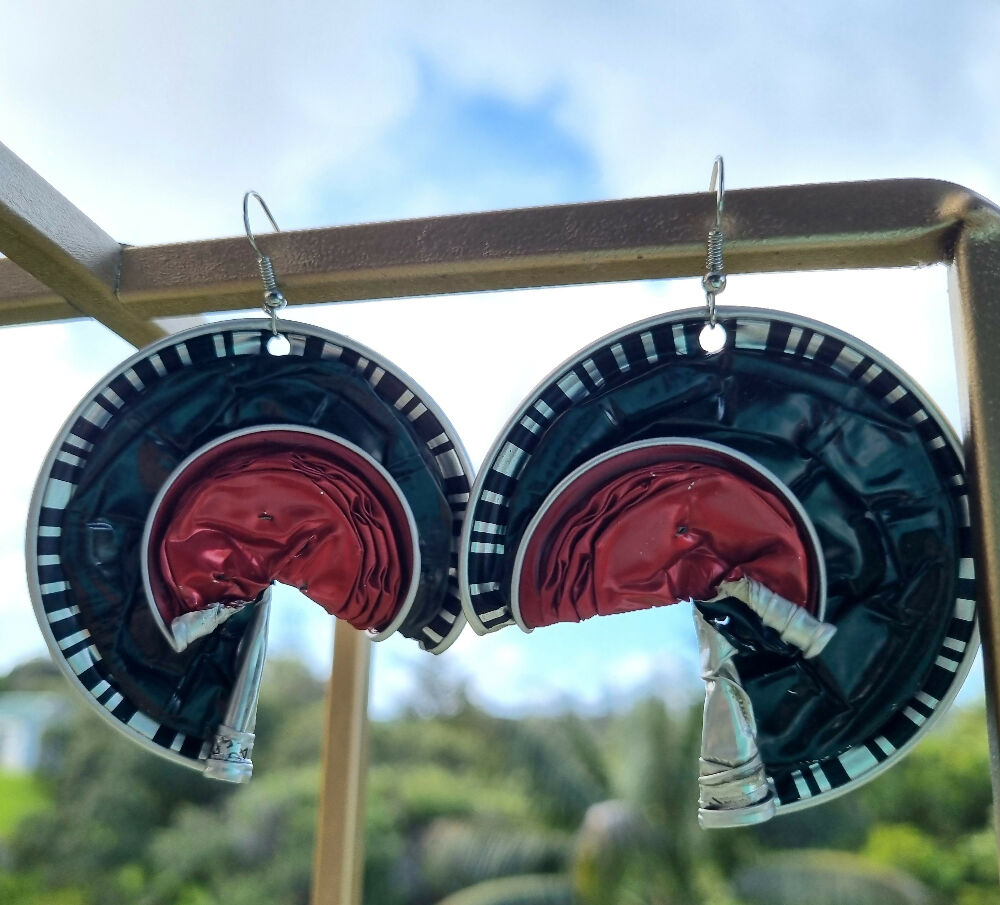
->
517;458;813;629
147;431;413;633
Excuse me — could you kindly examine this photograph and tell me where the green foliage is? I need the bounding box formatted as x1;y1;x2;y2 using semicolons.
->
502;714;611;830
250;658;327;769
572;799;649;905
733;850;933;905
422;819;571;894
1;655;996;905
370;761;528;828
0;658;65;692
612;697;700;821
865;822;999;901
865;823;962;891
433;873;575;905
956;828;1000;889
0;871;87;905
734;792;872;853
852;702;997;904
3;660;320;905
860;702;993;840
610;697;704;899
0;771;49;836
363;704;560;905
144;766;319;905
9;693;240;903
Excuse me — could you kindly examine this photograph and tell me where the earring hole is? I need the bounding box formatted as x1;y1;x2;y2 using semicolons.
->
699;322;727;354
267;334;291;356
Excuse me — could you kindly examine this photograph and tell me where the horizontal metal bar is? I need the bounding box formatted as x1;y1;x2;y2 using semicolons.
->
0;178;992;327
0;141;164;345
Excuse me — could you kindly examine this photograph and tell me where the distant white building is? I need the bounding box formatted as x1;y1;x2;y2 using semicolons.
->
0;692;70;772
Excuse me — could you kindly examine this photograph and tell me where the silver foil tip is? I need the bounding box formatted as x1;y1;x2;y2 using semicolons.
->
203;724;255;784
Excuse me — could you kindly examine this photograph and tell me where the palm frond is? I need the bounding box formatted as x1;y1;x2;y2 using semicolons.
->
503;718;610;828
433;873;575;905
733;850;932;905
422;818;572;899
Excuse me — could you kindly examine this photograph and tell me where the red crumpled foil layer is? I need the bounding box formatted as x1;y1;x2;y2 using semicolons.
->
517;461;812;629
151;449;410;632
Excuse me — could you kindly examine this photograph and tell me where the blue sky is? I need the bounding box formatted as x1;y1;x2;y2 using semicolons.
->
309;61;601;225
1;0;996;715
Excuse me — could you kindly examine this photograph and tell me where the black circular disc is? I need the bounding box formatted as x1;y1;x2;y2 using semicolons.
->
28;318;472;770
459;306;978;813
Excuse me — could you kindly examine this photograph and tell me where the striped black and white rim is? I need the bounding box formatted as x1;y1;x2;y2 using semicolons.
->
27;318;473;769
459;306;978;811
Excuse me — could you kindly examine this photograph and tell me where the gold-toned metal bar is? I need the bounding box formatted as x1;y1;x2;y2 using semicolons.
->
0;178;988;325
2;160;999;893
311;623;371;905
0;141;164;346
949;212;1000;850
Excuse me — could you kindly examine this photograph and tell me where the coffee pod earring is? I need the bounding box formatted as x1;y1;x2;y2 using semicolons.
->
26;193;473;782
511;438;834;826
459;159;978;827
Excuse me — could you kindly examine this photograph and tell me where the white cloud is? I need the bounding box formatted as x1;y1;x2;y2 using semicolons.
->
4;1;1000;247
0;1;989;723
0;550;46;668
1;3;422;242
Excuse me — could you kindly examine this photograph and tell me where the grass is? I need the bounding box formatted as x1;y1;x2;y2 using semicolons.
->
0;770;49;836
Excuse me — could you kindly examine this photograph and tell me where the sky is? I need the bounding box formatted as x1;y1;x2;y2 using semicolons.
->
0;1;997;717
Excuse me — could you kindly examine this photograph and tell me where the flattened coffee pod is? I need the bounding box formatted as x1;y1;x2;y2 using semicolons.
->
511;438;829;635
142;426;421;653
460;306;978;815
27;318;472;773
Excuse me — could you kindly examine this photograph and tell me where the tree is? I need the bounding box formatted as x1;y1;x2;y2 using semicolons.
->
3;653;996;905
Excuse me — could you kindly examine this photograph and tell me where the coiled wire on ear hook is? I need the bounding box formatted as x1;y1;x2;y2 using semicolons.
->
702;157;727;327
243;191;288;337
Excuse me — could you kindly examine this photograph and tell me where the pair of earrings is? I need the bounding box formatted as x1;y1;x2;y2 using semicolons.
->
27;163;978;827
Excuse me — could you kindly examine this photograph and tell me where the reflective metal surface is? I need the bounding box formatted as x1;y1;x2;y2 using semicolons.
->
204;594;270;783
714;577;835;659
694;611;776;827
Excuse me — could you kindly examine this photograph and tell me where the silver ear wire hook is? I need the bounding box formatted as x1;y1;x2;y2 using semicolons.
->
702;156;727;327
243;191;287;336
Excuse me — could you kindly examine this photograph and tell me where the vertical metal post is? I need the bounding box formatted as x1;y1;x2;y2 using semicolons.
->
949;208;1000;847
311;621;372;905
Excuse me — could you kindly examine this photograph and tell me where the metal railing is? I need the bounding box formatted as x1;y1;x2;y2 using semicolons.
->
2;138;998;901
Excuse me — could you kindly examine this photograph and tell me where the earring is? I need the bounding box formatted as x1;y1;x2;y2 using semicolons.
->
26;192;473;782
459;158;977;827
